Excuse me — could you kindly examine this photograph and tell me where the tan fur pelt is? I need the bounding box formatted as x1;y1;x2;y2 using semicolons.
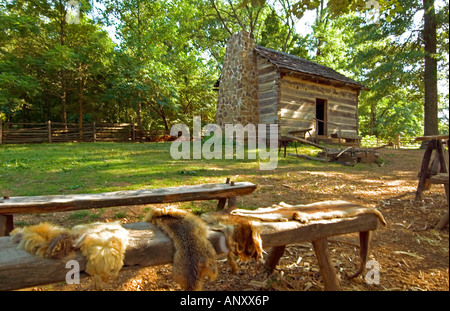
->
71;222;129;285
144;206;218;291
201;212;263;273
10;222;71;259
230;200;387;226
10;221;129;288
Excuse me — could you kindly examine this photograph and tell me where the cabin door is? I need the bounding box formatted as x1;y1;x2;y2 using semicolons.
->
316;98;327;136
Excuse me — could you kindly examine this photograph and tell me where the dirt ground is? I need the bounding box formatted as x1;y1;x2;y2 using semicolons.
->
17;148;449;291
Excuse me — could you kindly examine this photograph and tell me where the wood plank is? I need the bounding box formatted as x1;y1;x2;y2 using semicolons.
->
259;98;277;109
279;109;315;120
258;64;278;76
259;72;279;85
259;90;279;100
283;134;327;150
260;106;276;115
259;113;278;124
415;135;449;141
0;182;257;215
281;75;358;98
280;83;358;107
0;214;378;291
258;80;278;92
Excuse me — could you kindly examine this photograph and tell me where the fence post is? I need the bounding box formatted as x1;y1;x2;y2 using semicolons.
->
47;121;52;143
0;118;3;145
92;122;96;142
132;123;135;142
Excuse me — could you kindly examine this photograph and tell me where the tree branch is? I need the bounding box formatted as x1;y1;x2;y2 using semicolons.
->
210;0;233;35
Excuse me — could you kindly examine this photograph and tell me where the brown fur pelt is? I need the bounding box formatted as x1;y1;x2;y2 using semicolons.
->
230;200;387;226
144;206;218;291
10;221;129;288
201;212;263;273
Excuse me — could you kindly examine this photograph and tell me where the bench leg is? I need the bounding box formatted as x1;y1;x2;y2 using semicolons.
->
0;215;14;237
312;238;341;291
435;183;449;230
415;141;435;201
264;245;286;274
435;211;449;230
217;198;227;210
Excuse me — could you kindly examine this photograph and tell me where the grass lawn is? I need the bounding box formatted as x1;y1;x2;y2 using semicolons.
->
0;141;327;197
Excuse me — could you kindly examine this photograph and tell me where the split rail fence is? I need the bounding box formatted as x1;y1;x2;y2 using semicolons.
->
0;120;167;145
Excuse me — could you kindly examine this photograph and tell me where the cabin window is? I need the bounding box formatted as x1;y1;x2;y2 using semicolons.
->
316;98;327;136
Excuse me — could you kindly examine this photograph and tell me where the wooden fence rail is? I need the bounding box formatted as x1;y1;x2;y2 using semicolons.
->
0;120;168;145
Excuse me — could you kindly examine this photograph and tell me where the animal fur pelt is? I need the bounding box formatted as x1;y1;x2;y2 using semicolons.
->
71;222;129;285
230;200;387;226
144;206;218;291
10;221;129;288
201;212;263;273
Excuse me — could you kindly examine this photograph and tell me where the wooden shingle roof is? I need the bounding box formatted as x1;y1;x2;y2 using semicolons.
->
255;45;365;90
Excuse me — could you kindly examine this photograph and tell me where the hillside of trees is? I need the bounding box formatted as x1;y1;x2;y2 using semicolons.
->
1;0;448;140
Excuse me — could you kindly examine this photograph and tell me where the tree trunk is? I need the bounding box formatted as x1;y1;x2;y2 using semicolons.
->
160;106;170;134
422;0;438;142
78;72;85;140
59;0;68;129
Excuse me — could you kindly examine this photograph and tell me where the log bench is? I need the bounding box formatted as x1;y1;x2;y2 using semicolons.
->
0;181;381;291
0;213;380;291
0;180;256;236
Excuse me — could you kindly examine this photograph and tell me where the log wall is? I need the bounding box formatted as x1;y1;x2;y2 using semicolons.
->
257;56;279;125
278;75;359;138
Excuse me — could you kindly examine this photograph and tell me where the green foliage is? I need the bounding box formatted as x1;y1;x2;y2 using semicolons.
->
0;0;448;139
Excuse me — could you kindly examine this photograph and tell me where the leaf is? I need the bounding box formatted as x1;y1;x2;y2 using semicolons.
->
393;251;424;260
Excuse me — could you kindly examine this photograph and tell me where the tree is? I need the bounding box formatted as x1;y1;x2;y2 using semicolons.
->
100;0;218;132
422;0;439;137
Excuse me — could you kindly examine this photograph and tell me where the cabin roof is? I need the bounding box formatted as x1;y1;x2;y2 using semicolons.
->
254;45;366;90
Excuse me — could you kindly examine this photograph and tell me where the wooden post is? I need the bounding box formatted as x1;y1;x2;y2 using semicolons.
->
92;122;96;142
132;123;136;142
47;121;52;143
217;178;231;210
338;127;342;145
0;215;14;237
312;238;341;291
315;119;318;142
415;140;436;201
0;118;3;145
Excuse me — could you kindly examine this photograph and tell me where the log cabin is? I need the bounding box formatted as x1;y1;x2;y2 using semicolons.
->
215;31;367;145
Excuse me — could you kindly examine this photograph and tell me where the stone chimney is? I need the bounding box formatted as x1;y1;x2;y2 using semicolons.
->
215;31;259;127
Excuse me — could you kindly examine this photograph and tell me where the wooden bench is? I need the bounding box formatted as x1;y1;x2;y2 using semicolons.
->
0;180;382;291
0;180;257;236
0;212;380;291
415;135;449;230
